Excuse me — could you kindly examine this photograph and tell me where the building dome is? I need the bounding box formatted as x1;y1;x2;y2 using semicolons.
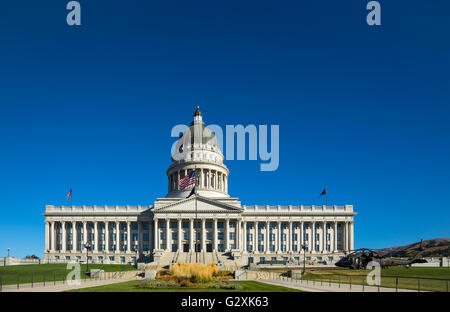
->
166;107;230;198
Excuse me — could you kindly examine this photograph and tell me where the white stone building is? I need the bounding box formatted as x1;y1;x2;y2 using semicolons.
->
43;108;356;267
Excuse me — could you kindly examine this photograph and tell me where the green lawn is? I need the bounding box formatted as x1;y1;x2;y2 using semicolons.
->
291;267;450;292
0;264;137;286
68;280;303;292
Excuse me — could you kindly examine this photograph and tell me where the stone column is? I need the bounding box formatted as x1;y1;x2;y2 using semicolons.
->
94;221;99;252
287;221;291;252
225;219;230;251
166;219;170;251
323;222;327;253
116;221;120;253
299;222;303;252
189;219;194;252
178;219;182;252
154;219;159;250
61;221;66;252
213;218;218;251
243;221;247;252
201;219;206;251
237;219;241;250
345;221;349;252
71;222;75;252
254;221;259;253
265;221;269;253
277;221;281;252
105;221;110;252
45;221;49;251
350;221;354;251
138;221;142;254
311;222;316;252
334;222;337;252
82;221;87;247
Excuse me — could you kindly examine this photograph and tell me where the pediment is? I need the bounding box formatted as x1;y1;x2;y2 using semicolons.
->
153;196;242;213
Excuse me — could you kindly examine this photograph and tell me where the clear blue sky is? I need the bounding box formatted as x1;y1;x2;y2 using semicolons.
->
0;1;449;258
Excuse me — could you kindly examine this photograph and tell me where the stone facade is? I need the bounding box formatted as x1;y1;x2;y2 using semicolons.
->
43;108;356;267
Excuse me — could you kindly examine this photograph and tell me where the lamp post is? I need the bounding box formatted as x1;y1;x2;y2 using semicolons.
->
301;243;307;274
84;242;92;275
7;248;10;258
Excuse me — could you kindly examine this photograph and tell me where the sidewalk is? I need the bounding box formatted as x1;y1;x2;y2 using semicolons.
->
255;278;420;292
1;277;137;292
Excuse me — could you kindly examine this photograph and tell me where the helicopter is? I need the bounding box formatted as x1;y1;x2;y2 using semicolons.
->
335;240;427;269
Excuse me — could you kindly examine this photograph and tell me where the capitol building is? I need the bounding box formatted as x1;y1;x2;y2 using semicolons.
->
43;108;356;268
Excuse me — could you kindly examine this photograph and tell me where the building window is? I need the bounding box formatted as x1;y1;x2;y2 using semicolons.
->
206;232;212;240
206;222;212;229
172;232;178;240
306;257;311;261
258;245;264;252
317;256;322;261
292;223;298;229
246;223;253;230
65;256;70;261
328;256;333;261
292;245;298;252
143;245;149;251
132;234;138;241
326;245;330;251
196;232;201;240
303;224;309;230
170;222;176;229
292;233;297;241
229;232;236;240
258;223;264;230
337;233;341;240
271;257;277;261
120;256;125;264
218;244;224;252
270;234;275;241
218;232;224;240
259;257;265;263
172;244;177;252
229;222;236;228
269;223;275;230
327;233;331;241
132;223;138;230
184;232;189;240
159;222;166;229
143;223;149;230
281;234;286;241
315;245;319;251
281;245;286;252
230;244;236;249
247;234;253;241
160;232;166;240
315;234;320;241
109;256;114;262
143;234;149;241
217;222;224;229
269;245;275;252
247;245;253;252
326;224;331;229
281;223;287;229
258;234;264;241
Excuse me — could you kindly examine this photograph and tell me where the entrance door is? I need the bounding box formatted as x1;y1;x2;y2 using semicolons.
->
183;243;189;252
206;244;212;252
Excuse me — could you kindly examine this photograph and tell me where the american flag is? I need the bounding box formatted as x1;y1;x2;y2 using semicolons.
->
178;171;196;190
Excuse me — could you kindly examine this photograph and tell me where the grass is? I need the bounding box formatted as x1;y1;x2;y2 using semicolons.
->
68;280;303;292
291;267;450;292
0;263;137;286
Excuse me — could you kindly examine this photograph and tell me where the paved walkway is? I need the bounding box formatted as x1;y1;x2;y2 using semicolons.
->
1;278;138;292
253;278;419;292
